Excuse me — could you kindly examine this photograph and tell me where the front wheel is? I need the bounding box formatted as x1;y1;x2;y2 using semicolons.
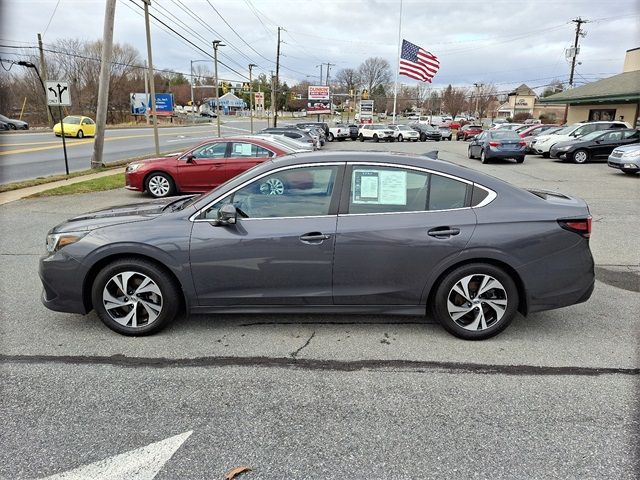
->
359;134;364;142
420;134;426;142
431;263;519;340
327;133;334;142
92;258;181;336
145;172;175;198
398;134;403;142
373;134;379;143
573;149;589;164
77;129;84;139
468;147;474;159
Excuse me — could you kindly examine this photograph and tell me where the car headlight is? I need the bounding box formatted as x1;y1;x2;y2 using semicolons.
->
622;150;640;158
126;163;142;172
46;232;87;253
555;145;571;151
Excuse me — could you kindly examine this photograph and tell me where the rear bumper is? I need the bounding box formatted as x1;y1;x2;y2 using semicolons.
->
486;148;526;159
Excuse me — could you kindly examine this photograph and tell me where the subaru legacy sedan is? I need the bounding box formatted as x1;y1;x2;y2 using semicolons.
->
40;152;594;340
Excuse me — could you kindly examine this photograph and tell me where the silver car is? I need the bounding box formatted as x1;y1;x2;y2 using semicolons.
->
607;143;640;174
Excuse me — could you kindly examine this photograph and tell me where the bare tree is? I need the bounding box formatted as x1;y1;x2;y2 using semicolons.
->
475;84;498;119
357;57;392;94
335;68;360;94
442;84;468;120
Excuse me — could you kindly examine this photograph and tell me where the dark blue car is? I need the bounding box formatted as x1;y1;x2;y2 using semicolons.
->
468;130;527;164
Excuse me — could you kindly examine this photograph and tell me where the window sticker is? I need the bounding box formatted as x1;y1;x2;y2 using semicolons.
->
234;143;254;156
352;169;407;205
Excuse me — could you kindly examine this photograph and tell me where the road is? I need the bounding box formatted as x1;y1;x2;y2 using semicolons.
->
0;139;638;479
0;118;271;184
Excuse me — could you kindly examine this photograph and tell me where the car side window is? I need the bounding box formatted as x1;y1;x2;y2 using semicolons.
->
229;142;274;158
603;131;623;142
624;130;639;140
203;166;339;219
191;142;227;159
347;167;469;214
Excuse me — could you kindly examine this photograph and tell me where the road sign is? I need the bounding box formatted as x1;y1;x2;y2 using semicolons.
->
46;81;71;106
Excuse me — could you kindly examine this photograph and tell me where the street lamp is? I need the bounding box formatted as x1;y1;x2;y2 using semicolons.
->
213;40;225;137
248;63;257;134
190;59;211;124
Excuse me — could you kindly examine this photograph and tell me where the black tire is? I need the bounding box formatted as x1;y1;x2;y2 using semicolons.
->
430;263;519;340
145;172;175;198
468;147;474;159
622;169;638;175
8;123;16;130
480;149;489;164
359;134;365;142
77;129;84;139
91;258;181;336
436;138;441;142
572;149;589;164
542;152;550;158
420;133;426;142
327;133;334;142
398;134;403;142
515;156;525;163
373;134;379;143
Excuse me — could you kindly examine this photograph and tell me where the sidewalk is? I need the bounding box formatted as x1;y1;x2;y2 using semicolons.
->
0;169;121;206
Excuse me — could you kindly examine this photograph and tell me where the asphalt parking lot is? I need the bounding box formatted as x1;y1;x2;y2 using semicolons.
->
1;138;638;479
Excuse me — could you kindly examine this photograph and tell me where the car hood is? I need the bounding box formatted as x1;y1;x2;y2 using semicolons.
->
51;197;186;233
129;153;182;166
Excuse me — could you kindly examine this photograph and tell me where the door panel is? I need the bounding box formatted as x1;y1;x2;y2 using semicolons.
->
177;142;229;191
333;210;476;304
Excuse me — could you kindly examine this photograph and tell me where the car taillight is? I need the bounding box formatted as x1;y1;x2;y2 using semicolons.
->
559;216;592;238
519;141;526;146
489;141;501;147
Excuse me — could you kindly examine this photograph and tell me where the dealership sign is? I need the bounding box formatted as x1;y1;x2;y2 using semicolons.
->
307;85;331;114
130;93;175;116
254;91;265;110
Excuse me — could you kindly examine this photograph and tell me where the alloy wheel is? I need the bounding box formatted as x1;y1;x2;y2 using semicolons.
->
148;175;171;197
102;271;163;328
259;177;285;195
446;274;508;331
573;150;588;164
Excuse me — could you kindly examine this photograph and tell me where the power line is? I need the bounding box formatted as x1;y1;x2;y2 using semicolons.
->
42;0;62;37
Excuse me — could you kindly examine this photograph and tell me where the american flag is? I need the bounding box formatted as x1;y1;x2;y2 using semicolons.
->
399;39;440;83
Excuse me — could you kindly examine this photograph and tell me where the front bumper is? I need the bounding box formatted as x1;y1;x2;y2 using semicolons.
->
125;171;144;192
607;157;640;170
40;252;89;314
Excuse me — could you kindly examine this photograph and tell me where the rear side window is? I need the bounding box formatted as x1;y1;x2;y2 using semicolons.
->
346;166;470;214
229;142;273;158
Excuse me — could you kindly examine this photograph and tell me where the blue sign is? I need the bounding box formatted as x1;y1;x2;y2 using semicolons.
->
154;93;174;113
130;93;174;115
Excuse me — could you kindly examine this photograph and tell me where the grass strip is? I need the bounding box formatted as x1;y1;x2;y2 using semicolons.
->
28;173;125;197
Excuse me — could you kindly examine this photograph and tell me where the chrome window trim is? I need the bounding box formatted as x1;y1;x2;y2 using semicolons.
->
349;162;473;185
189;162;345;222
339;207;472;217
472;184;497;208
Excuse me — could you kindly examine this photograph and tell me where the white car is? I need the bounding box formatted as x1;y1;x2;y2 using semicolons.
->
388;124;420;142
531;121;631;157
248;134;313;153
358;124;395;142
327;125;350;142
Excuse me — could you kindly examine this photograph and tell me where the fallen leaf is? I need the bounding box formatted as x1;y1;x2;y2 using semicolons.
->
225;465;252;479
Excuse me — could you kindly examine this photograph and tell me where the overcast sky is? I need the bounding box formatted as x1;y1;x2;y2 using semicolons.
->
1;0;638;95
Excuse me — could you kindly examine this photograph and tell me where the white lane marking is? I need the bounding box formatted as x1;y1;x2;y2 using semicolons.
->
165;136;214;143
40;431;193;480
221;125;251;133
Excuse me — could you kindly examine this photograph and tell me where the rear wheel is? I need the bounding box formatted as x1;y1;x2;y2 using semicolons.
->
480;150;489;164
468;147;474;159
515;156;525;163
327;133;334;142
92;258;180;336
373;134;379;143
420;133;426;142
542;152;550;158
145;172;175;198
573;149;589;164
359;134;364;142
398;134;403;142
431;263;519;340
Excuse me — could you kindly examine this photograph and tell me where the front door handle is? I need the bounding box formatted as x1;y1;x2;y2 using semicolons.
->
299;232;332;244
428;227;461;238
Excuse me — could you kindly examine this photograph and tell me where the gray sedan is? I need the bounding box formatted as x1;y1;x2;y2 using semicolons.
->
468;130;527;163
607;143;640;174
40;152;594;340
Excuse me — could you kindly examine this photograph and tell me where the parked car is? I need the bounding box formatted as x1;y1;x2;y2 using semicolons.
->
388;124;420;142
248;134;313;153
260;127;317;149
326;124;350;142
406;113;420;120
0;120;10;131
522;126;563;153
296;121;329;137
518;124;561;138
607;143;640;174
0;113;29;130
468;130;527;164
437;125;453;141
124;137;291;198
347;124;360;140
53;115;96;138
358;124;395;142
41;151;595;340
550;128;639;163
411;123;442;142
492;123;526;132
456;125;483;141
531;121;631;157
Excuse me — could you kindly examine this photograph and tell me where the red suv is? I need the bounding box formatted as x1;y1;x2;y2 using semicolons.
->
456;124;483;141
125;137;289;198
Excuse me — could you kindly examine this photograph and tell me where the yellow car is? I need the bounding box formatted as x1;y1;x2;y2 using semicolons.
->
53;115;96;138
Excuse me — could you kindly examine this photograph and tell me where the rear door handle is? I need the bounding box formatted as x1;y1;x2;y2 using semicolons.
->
428;227;460;238
299;232;332;244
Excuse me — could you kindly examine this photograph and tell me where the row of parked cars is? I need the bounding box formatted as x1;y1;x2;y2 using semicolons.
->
0;113;29;130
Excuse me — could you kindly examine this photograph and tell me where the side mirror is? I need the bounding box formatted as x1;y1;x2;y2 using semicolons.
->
215;204;237;226
185;154;195;163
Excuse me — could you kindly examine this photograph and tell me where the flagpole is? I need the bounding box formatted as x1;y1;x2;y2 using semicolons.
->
392;0;403;124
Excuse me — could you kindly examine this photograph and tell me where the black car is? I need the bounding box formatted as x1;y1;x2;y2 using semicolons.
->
347;124;360;140
549;128;639;164
410;123;441;142
40;151;594;340
296;122;329;137
260;128;316;148
0;113;29;130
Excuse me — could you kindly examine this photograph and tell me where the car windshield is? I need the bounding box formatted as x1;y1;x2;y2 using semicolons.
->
578;130;607;141
489;130;520;140
554;124;580;135
63;116;82;124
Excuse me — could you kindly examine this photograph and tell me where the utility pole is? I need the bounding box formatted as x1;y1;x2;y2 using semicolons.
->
563;17;588;123
37;33;53;126
473;82;483;119
325;62;335;86
249;63;256;133
190;60;195;125
90;0;116;169
143;0;160;156
274;27;281;127
213;40;224;136
316;64;323;85
143;60;149;125
270;71;275;128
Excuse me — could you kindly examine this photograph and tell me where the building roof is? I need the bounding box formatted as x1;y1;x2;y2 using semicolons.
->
508;84;536;97
539;70;640;104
